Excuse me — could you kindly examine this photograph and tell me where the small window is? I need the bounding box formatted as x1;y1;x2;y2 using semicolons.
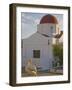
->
33;50;40;58
50;26;53;33
21;40;23;48
48;40;50;45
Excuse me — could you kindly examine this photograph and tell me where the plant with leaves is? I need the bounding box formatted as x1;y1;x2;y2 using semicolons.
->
52;43;63;67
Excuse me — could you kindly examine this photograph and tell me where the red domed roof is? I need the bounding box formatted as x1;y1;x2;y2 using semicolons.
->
40;14;58;24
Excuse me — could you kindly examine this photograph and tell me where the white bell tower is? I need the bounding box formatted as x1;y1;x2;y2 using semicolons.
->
37;14;62;44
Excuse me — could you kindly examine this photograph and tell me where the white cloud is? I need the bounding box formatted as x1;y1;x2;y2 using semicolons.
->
34;19;40;24
21;23;37;39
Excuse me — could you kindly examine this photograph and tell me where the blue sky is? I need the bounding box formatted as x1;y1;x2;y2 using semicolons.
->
21;12;63;39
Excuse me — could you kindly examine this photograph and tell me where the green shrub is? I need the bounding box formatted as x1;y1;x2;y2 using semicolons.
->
53;44;63;66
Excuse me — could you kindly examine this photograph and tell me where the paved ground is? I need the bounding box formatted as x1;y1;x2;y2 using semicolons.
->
21;71;63;77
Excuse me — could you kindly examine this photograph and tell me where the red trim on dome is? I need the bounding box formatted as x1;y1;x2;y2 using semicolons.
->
40;14;58;24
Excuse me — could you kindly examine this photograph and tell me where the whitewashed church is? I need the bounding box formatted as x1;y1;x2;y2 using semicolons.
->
21;14;63;71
